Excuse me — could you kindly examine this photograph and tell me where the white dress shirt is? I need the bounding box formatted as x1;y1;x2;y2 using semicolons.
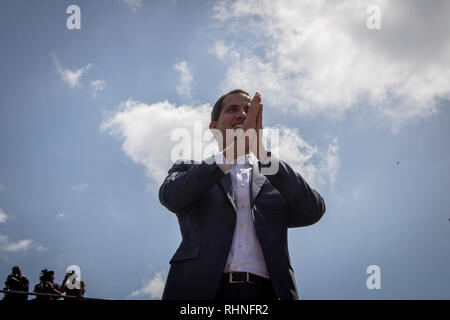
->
214;152;270;279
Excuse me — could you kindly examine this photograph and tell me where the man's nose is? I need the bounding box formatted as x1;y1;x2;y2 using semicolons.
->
237;108;247;119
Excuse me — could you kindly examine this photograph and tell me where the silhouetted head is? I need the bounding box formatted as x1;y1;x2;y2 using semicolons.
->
40;269;55;283
12;266;21;276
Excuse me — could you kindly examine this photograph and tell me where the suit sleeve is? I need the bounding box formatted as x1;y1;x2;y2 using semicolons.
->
262;155;326;228
159;156;226;214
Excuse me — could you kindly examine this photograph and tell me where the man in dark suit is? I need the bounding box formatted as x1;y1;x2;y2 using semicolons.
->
159;89;326;300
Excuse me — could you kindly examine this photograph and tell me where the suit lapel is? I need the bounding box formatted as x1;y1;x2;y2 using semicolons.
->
220;174;237;212
251;162;266;207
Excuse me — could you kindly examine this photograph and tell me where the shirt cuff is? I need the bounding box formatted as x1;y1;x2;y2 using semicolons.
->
215;152;231;174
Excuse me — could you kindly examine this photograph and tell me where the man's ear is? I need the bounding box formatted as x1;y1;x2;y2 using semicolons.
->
209;121;220;141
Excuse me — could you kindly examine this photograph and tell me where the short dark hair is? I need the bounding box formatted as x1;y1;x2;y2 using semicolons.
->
39;269;54;282
211;89;250;121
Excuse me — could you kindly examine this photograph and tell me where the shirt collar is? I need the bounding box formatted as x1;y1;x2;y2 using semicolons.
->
215;152;257;166
247;152;258;165
235;153;257;166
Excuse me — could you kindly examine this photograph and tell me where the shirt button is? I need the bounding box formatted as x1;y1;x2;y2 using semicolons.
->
240;224;244;228
241;205;245;209
233;266;238;270
238;244;242;248
241;183;245;187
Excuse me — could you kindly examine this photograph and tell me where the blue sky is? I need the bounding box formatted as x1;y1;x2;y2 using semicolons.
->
0;0;449;299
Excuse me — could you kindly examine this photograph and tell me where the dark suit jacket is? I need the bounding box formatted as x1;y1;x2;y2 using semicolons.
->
159;154;326;300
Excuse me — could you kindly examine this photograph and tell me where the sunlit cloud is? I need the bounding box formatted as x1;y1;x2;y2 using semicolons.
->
174;60;193;98
101;99;338;189
51;52;93;88
91;79;107;98
129;270;165;299
211;0;450;133
0;208;7;224
0;234;46;253
120;0;142;13
71;183;90;191
0;208;46;252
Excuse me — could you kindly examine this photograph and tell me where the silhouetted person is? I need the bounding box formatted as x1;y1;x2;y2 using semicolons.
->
60;270;86;299
3;266;29;301
33;269;62;301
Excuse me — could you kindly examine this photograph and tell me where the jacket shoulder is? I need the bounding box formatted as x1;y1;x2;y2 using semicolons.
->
168;158;206;173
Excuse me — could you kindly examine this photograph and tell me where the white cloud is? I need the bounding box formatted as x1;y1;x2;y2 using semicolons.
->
71;183;89;191
130;271;165;299
120;0;142;13
209;41;240;61
0;235;32;252
266;127;339;188
101;100;338;189
0;209;33;252
334;187;363;208
101;100;213;186
57;212;66;218
91;80;107;98
211;0;450;132
173;61;193;98
0;209;46;252
52;52;93;88
0;230;47;252
0;208;7;224
35;245;47;252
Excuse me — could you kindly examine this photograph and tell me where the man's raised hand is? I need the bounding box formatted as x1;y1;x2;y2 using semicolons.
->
243;92;262;131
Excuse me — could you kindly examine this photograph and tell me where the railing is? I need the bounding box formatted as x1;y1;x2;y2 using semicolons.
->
0;289;105;301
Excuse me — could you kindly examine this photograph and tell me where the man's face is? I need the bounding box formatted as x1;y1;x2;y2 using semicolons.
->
209;93;251;147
